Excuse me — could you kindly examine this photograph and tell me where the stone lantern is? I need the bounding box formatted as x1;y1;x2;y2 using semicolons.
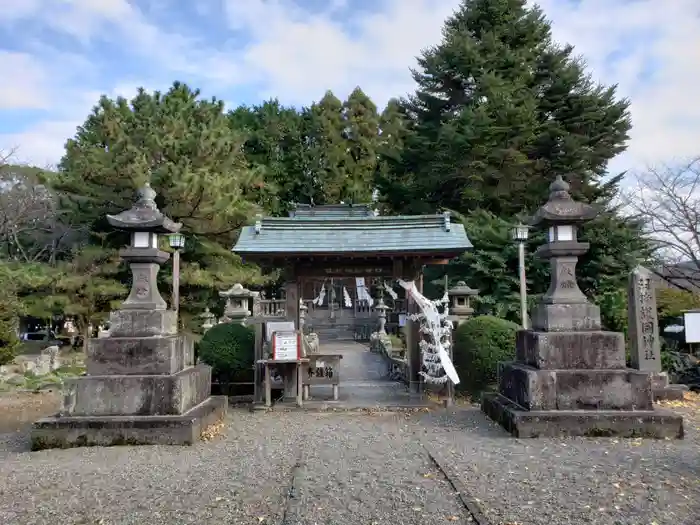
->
220;283;253;324
107;182;181;311
528;175;599;331
31;183;226;449
481;175;683;439
448;281;478;322
200;307;216;332
375;296;389;334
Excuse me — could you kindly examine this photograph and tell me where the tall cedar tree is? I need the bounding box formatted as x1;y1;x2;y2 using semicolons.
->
342;87;381;203
54;82;265;330
381;0;631;216
307;91;350;204
229;100;313;215
375;98;410;213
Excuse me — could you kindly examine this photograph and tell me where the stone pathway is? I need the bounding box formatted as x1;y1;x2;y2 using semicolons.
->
307;341;426;408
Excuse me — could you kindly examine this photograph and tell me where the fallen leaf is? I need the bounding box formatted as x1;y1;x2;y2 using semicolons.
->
447;516;459;521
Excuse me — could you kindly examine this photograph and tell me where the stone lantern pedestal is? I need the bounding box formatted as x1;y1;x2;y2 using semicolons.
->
482;176;683;439
31;184;227;450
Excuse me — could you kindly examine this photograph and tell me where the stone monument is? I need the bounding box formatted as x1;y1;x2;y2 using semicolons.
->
482;176;683;438
31;184;227;449
628;266;687;400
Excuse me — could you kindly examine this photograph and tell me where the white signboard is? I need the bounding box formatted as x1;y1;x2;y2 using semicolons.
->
272;331;300;360
684;312;700;343
398;314;407;327
266;321;295;341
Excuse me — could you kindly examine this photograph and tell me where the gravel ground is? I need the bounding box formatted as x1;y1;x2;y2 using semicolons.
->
284;412;468;525
1;400;698;525
419;404;700;525
0;410;469;525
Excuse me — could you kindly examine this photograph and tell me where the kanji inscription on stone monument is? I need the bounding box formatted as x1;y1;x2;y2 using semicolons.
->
628;266;661;371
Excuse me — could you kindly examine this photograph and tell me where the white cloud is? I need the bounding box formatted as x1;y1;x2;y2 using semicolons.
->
0;0;698;175
0;51;50;110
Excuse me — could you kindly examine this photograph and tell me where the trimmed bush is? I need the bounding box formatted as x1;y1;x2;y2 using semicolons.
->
197;323;255;383
453;315;518;394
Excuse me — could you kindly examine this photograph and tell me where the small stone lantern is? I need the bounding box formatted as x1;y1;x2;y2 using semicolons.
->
106;183;182;310
448;281;478;322
529;175;599;331
219;283;253;324
200;307;216;332
375;296;389;334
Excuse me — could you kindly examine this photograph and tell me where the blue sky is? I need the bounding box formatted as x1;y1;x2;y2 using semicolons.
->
0;0;698;175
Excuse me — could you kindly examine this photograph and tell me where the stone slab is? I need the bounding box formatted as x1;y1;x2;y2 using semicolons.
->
109;309;177;338
481;393;684;439
30;396;227;450
654;385;688;401
499;363;654;411
516;330;625;369
531;302;601;332
62;364;212;417
87;334;194;375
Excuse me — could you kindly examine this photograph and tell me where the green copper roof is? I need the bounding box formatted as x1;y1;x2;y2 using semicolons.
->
233;206;472;258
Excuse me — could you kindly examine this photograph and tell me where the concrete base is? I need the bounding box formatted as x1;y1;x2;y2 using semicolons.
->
654;384;688;401
482;393;684;439
30;396;227;450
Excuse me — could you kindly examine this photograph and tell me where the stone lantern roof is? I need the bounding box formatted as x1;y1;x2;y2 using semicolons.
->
448;281;478;297
106;183;182;233
530;176;598;227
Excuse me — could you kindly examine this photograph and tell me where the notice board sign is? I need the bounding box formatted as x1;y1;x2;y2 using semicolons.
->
272;331;301;360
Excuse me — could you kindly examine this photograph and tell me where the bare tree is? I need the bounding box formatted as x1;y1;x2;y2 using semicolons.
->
623;157;700;291
0;149;78;264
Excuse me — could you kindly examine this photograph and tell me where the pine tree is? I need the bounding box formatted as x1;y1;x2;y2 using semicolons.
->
342;87;380;203
383;0;631;216
53;82;266;330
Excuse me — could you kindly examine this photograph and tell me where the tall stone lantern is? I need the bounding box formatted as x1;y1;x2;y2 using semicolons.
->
481;175;683;439
528;176;599;331
31;183;227;450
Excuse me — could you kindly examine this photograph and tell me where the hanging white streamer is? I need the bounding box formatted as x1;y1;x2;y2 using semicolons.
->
398;280;460;385
313;283;326;306
383;282;398;300
342;286;352;307
355;277;374;306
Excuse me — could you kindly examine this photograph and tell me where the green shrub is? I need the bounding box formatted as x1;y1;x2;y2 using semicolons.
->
0;321;19;366
197;323;255;383
453;315;519;393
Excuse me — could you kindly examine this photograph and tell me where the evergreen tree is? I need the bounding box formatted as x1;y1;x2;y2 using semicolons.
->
342;87;380;203
382;0;631;216
53;82;265;330
229;100;314;215
375;98;409;212
307;91;349;204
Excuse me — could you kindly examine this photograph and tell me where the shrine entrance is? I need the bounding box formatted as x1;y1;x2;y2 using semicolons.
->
233;204;472;407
